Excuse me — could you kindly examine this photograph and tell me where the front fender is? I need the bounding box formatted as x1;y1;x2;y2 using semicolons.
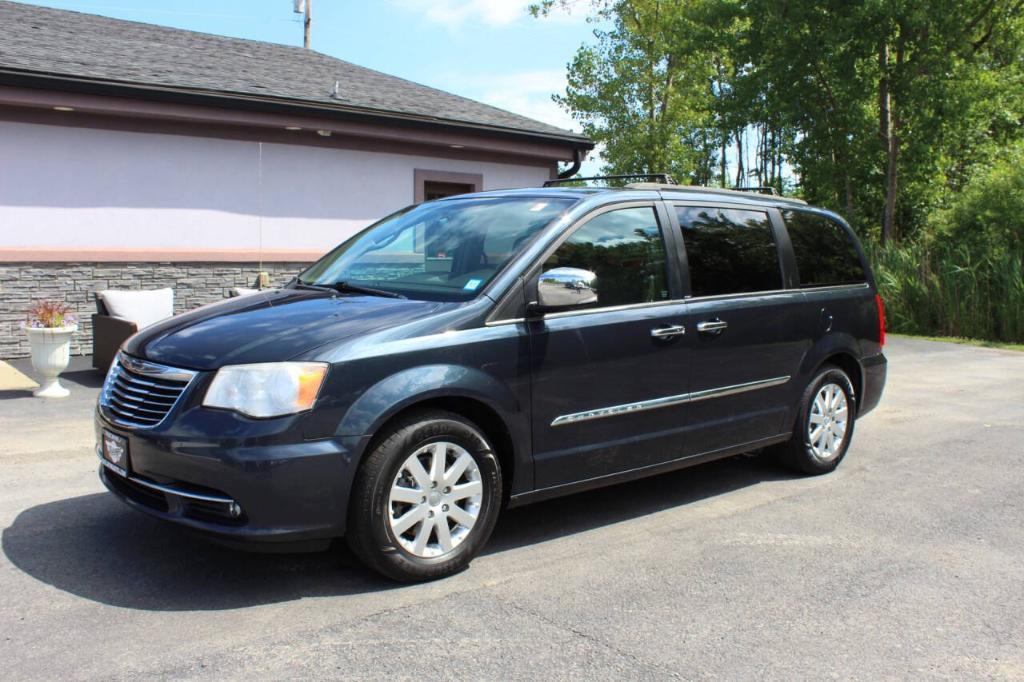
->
336;364;521;438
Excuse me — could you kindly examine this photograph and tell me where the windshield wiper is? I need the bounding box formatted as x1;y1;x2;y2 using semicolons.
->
332;281;406;299
289;279;406;299
291;280;336;294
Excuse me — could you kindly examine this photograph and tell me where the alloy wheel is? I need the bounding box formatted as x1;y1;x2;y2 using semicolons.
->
387;441;484;558
807;382;849;461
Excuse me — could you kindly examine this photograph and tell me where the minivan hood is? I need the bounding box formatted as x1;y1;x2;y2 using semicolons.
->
123;288;445;370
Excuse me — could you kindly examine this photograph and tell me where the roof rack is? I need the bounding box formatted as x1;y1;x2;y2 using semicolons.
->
736;186;779;196
624;183;808;205
543;173;676;187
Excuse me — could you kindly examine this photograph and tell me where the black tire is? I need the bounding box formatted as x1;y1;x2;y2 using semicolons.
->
346;409;502;582
772;365;857;475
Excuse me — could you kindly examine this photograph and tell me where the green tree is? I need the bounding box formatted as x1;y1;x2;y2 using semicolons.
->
537;0;1024;242
537;0;731;184
932;139;1024;251
868;0;1024;242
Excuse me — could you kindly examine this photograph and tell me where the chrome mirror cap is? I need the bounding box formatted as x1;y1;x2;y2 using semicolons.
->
537;267;599;310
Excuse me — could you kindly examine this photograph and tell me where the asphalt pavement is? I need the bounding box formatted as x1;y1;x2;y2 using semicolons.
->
1;337;1022;680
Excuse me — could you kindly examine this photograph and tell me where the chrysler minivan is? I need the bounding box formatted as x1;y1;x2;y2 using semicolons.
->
96;182;887;581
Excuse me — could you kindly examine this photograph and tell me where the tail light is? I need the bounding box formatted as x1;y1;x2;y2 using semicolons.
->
875;294;886;348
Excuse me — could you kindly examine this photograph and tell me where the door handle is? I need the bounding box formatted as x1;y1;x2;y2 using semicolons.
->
696;319;728;334
650;324;686;339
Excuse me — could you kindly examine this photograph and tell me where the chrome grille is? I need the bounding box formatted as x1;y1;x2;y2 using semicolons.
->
100;353;197;428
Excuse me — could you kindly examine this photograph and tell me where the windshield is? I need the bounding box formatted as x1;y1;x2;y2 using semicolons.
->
298;195;577;301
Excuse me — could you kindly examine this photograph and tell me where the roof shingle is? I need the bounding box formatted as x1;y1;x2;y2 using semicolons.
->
0;0;589;143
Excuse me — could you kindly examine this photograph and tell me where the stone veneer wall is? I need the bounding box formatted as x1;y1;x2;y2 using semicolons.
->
0;262;306;359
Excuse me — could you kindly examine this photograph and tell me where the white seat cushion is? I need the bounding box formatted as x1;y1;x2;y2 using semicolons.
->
98;288;174;329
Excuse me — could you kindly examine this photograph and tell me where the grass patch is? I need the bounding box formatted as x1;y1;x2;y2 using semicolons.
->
866;241;1024;343
890;333;1024;352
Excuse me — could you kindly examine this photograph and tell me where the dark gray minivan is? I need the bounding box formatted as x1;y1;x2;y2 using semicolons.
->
97;182;887;581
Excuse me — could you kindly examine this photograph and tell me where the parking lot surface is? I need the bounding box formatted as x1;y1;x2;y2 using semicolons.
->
1;337;1022;680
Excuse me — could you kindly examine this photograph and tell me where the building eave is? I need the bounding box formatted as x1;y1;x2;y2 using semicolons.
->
0;68;594;153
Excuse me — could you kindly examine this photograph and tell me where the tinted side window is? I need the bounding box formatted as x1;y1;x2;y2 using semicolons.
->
783;210;867;287
676;207;781;297
545;206;669;307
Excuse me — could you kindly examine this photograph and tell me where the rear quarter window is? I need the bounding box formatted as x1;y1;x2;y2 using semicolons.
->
783;210;867;287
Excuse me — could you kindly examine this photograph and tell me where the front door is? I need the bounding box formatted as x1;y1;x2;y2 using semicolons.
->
529;203;691;490
671;203;809;455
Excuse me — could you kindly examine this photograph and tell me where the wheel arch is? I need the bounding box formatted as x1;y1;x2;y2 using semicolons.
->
336;364;529;500
792;335;864;428
819;351;863;411
367;396;518;507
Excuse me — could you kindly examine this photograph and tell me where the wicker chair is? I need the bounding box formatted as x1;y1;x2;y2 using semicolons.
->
91;288;174;371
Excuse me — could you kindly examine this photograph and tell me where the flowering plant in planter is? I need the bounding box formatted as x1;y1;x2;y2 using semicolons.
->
22;300;78;398
22;300;78;329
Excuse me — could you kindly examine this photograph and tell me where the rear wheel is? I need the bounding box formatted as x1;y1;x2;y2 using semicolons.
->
346;410;502;582
772;365;857;475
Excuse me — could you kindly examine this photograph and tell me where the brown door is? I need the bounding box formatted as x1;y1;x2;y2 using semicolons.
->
424;180;474;200
414;170;483;203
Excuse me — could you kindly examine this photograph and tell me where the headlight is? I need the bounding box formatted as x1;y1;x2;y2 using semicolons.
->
203;362;328;418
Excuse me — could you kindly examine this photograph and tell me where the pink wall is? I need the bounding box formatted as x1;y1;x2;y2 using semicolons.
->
0;120;551;256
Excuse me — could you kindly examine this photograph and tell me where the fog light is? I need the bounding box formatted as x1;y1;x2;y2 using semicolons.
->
229;502;242;518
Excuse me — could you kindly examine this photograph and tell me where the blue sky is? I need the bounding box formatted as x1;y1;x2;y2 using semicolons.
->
16;0;604;170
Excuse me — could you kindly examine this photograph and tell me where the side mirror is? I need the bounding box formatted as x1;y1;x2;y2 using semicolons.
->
535;267;599;312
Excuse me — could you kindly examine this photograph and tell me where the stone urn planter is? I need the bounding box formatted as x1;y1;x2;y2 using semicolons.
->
26;325;78;398
23;300;78;398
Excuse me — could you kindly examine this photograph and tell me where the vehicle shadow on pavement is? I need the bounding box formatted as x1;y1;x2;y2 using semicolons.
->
2;494;389;610
487;454;791;554
2;454;792;611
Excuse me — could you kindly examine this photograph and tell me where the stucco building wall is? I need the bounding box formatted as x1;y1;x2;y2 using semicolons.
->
0;120;552;358
0;120;551;257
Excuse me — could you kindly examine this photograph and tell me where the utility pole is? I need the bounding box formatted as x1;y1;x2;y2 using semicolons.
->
304;0;311;50
294;0;311;49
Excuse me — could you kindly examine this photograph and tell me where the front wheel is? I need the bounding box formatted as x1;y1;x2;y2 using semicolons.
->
346;410;502;582
772;365;857;475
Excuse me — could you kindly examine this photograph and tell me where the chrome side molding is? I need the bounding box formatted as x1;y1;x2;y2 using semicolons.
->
550;375;791;427
686;376;790;401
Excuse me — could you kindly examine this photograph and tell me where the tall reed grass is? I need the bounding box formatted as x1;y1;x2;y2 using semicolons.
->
866;241;1024;343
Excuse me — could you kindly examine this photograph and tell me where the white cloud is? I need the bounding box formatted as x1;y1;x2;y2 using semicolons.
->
436;69;574;130
433;68;606;171
388;0;533;28
388;0;587;28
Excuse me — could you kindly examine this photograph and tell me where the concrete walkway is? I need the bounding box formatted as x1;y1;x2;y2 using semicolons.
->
0;360;37;391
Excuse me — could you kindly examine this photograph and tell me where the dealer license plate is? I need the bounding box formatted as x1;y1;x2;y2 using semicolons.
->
101;430;129;474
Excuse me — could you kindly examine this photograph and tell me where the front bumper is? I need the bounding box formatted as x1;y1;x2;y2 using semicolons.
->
96;408;363;546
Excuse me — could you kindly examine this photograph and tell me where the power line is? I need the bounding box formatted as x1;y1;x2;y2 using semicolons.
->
26;1;298;22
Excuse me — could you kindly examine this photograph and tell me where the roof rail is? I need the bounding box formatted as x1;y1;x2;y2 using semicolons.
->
624;183;808;205
736;186;779;196
543;173;676;187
